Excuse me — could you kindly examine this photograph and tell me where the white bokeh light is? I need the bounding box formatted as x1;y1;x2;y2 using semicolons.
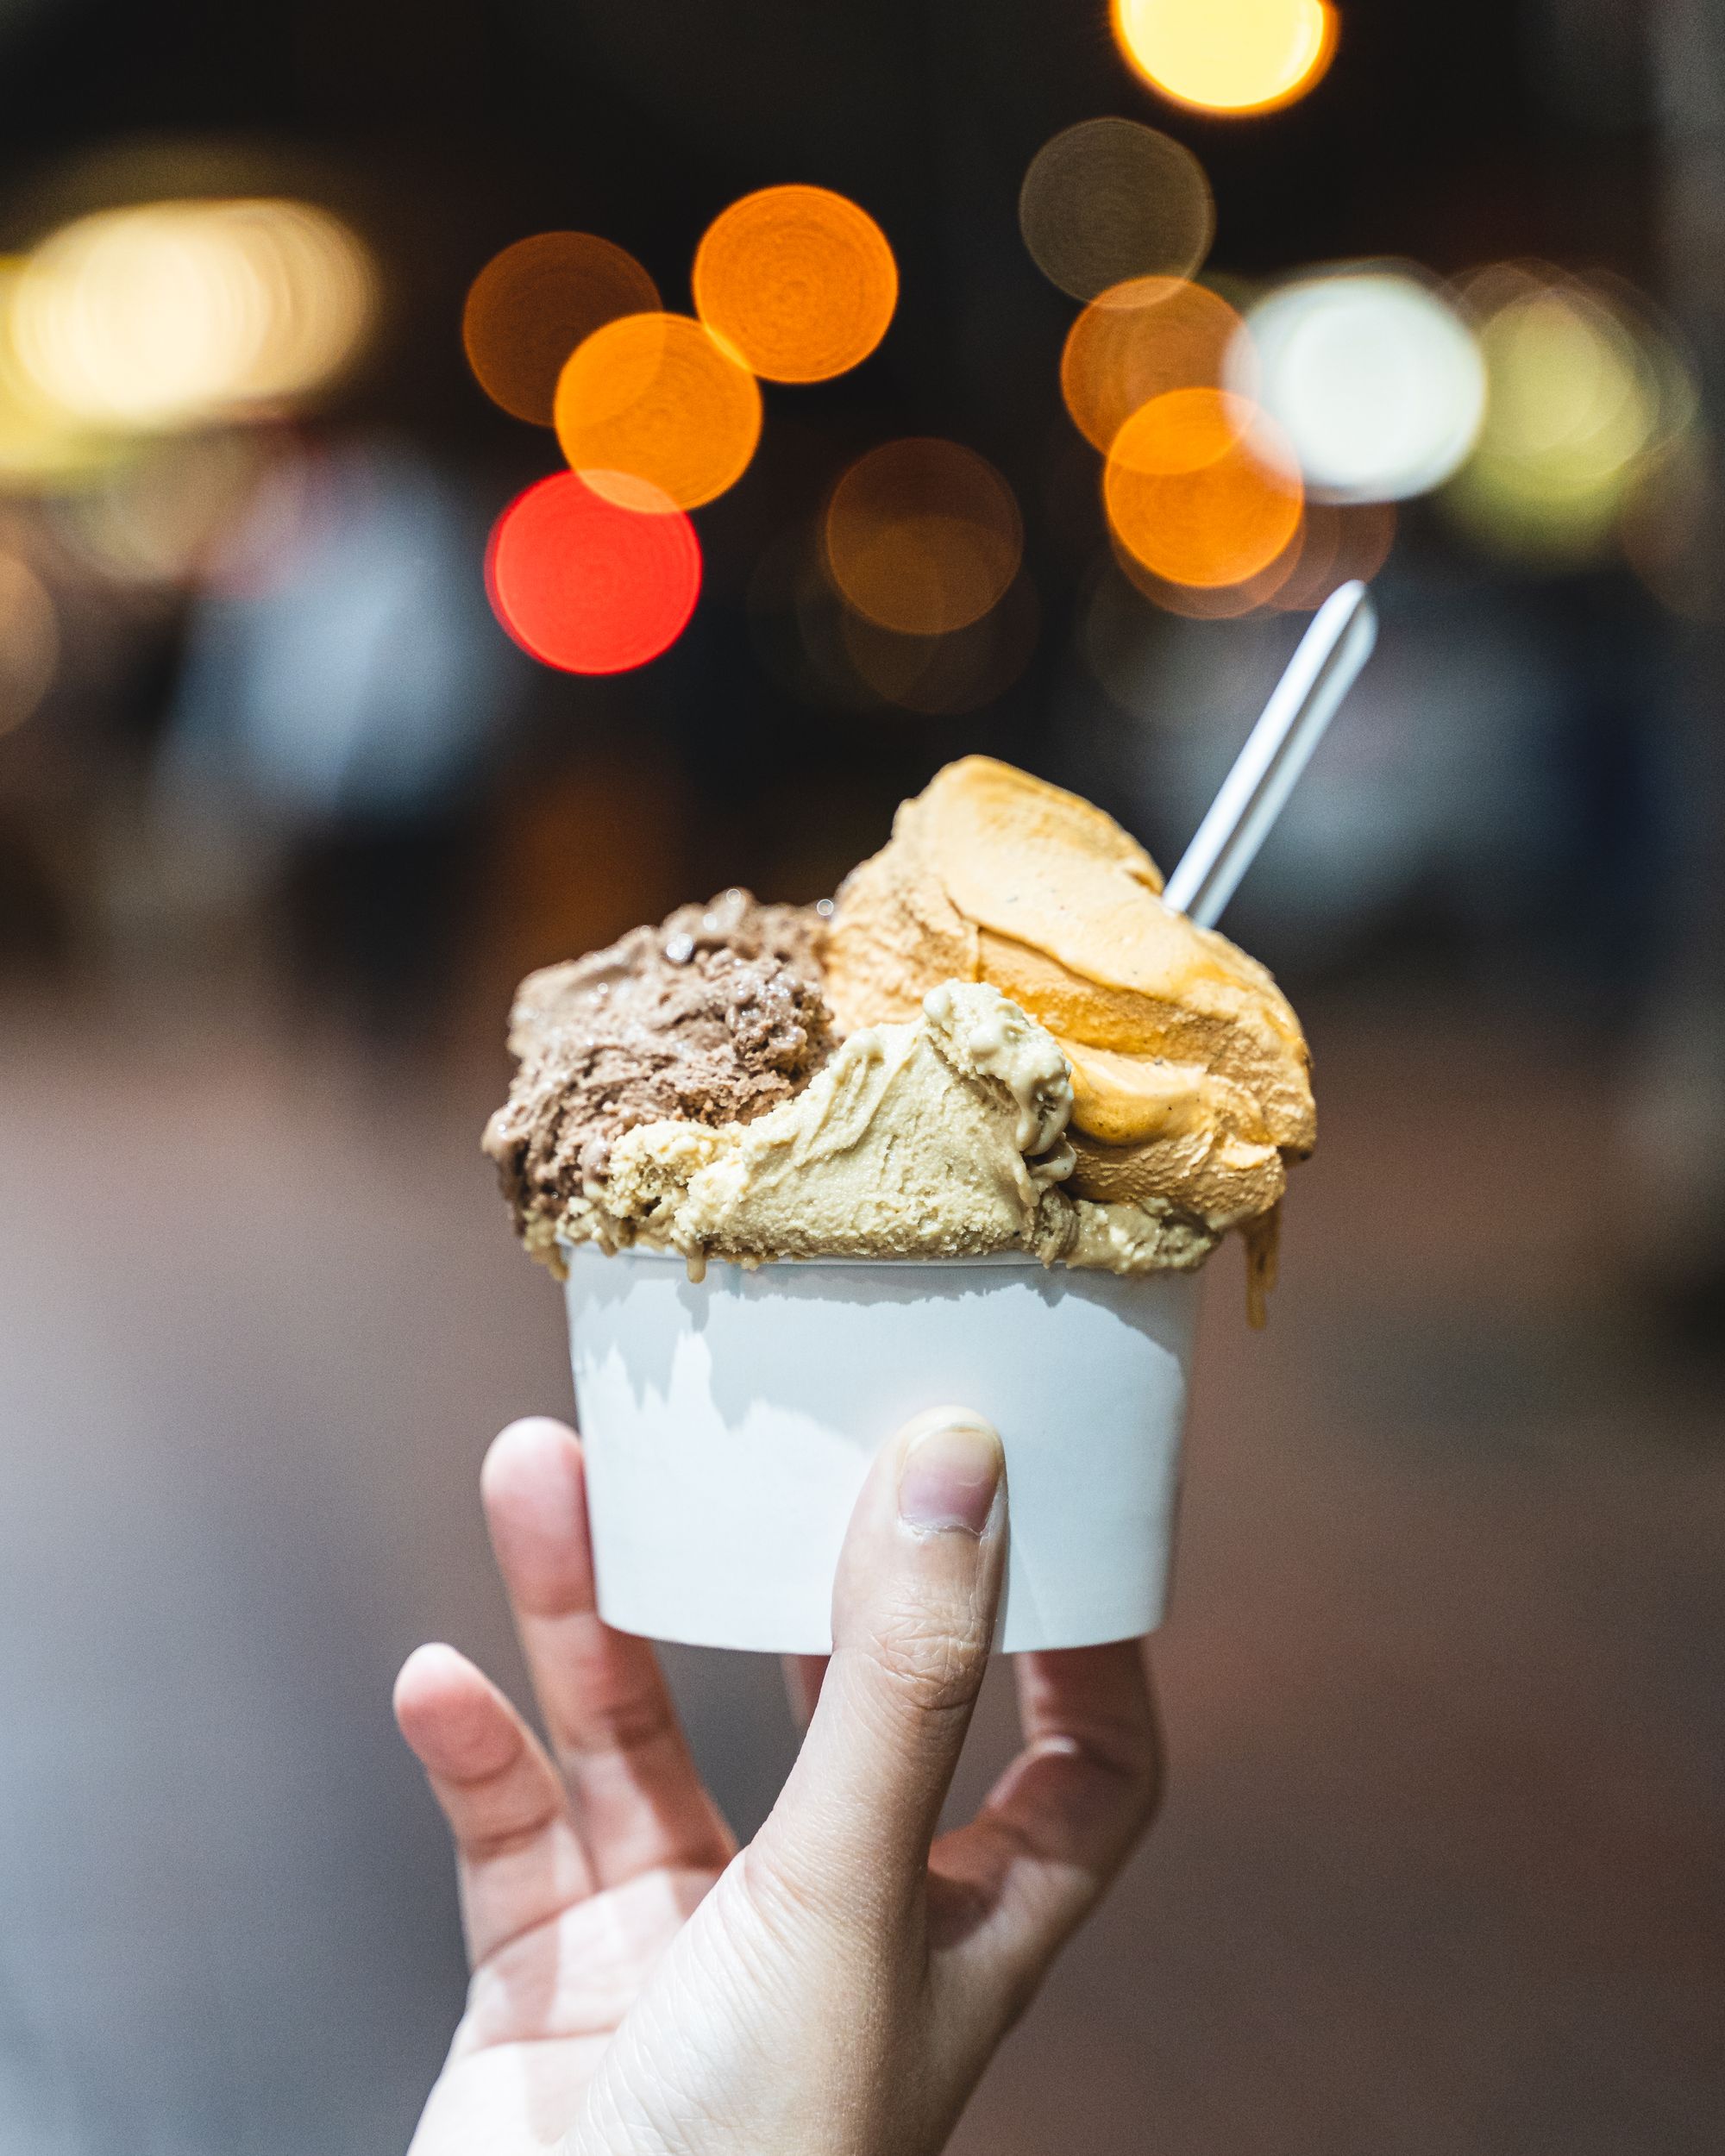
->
1230;268;1485;502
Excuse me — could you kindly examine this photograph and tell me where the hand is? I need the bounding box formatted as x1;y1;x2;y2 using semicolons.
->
396;1410;1161;2156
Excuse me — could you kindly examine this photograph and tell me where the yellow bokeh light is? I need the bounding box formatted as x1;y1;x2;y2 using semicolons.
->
0;262;128;491
693;185;896;383
824;437;1023;636
1105;388;1303;586
1113;0;1337;115
463;233;660;426
1062;277;1251;454
1019;120;1213;302
11;198;373;434
1442;266;1690;565
554;311;762;511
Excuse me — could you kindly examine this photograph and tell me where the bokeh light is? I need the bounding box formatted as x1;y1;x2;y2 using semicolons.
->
1234;268;1484;500
1109;497;1394;617
486;469;700;674
1062;276;1251;454
0;551;59;733
0;264;123;490
1113;0;1337;114
1441;266;1693;566
823;437;1022;635
1113;525;1302;616
554;311;762;511
1621;434;1725;623
748;523;883;713
462;233;660;426
693;185;896;383
12;198;373;433
1270;497;1396;609
55;429;270;583
1019;120;1213;302
838;574;1039;714
1105;388;1303;586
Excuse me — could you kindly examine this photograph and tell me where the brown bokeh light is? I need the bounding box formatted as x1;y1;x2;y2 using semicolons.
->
823;437;1022;635
462;232;660;426
1020;119;1214;302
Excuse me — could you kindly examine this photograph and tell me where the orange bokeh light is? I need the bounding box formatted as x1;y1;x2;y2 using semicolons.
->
1124;496;1396;618
693;185;897;384
1105;388;1303;587
823;437;1022;636
555;311;762;511
1114;524;1302;616
462;233;659;427
1112;0;1337;116
1062;278;1251;454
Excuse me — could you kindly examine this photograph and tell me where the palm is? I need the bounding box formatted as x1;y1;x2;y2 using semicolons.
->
411;1865;722;2150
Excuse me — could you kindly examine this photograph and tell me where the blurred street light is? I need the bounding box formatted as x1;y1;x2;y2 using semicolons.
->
1233;267;1485;501
11;198;373;434
1113;0;1337;115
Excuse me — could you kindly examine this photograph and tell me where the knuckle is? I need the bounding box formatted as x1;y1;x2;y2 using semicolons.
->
568;1683;672;1758
1093;1720;1164;1838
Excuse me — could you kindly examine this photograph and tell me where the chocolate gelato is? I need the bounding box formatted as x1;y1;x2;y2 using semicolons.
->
484;888;834;1262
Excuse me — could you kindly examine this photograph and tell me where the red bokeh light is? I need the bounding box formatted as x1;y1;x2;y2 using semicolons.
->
485;471;701;674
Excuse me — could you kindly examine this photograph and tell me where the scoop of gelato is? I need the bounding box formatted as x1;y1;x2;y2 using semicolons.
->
822;756;1314;1236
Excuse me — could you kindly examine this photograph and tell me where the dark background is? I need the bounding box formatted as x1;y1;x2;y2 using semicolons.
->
1;3;1722;2152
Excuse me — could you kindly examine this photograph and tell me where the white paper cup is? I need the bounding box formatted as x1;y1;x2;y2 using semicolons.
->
561;1244;1201;1655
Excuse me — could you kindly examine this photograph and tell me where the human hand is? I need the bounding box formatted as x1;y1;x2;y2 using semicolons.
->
397;1410;1161;2156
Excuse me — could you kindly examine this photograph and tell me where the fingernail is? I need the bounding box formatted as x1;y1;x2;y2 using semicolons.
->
897;1411;1002;1537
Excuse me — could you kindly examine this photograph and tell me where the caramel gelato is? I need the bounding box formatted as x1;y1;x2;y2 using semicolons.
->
486;759;1314;1313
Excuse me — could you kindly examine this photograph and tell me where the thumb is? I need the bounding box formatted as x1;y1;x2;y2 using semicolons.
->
754;1407;1007;1916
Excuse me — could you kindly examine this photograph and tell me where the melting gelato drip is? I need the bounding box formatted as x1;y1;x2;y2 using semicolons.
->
823;756;1314;1244
485;890;833;1258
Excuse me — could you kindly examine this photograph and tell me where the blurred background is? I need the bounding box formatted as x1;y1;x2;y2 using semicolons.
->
2;1;1722;2150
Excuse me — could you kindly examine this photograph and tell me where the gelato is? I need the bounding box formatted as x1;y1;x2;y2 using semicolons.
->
825;757;1313;1228
486;758;1315;1315
486;889;831;1263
